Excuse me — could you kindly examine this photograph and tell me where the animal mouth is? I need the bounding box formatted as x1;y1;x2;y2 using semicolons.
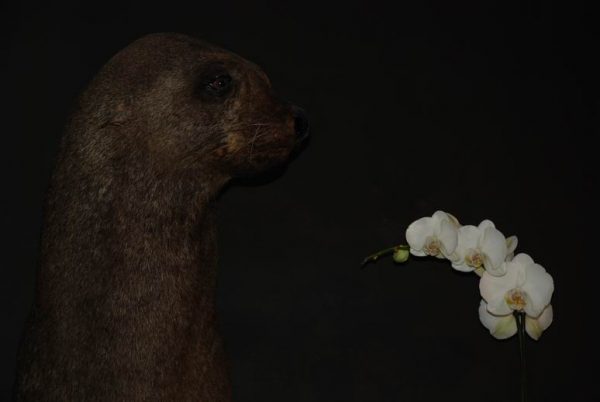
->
237;123;295;156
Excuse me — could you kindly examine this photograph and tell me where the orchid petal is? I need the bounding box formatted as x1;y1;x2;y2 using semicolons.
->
483;255;507;276
521;263;554;318
506;235;518;255
479;267;519;315
451;261;475;272
406;217;435;253
480;226;508;274
525;305;553;340
456;225;481;252
478;219;496;230
437;218;458;257
485;294;513;316
511;253;535;267
432;210;451;223
460;225;482;244
446;212;461;228
479;300;517;340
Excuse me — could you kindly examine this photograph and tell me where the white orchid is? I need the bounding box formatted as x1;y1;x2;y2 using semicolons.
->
479;300;553;340
451;220;510;276
479;253;554;319
405;211;460;259
365;212;555;401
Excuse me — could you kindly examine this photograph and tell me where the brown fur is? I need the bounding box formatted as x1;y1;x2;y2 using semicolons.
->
15;33;303;401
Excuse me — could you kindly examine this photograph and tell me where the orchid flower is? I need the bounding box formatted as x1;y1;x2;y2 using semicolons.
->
479;300;553;340
479;253;554;319
451;220;509;276
405;211;460;259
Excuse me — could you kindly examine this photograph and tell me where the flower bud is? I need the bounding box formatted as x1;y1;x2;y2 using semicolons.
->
393;248;410;263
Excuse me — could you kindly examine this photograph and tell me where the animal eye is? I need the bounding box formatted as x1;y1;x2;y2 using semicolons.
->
206;74;232;94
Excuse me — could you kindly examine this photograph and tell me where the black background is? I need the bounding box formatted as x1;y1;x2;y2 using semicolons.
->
2;1;597;401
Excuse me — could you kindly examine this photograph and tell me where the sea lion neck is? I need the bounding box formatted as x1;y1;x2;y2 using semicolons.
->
109;163;226;236
18;135;232;400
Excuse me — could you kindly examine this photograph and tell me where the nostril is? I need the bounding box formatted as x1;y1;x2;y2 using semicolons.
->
291;106;309;140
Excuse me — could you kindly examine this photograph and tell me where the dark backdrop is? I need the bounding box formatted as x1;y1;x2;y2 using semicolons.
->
2;1;597;401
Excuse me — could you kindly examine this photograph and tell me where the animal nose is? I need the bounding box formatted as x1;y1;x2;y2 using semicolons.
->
291;105;309;141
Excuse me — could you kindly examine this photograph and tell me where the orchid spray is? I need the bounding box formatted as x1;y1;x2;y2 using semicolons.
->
362;211;554;402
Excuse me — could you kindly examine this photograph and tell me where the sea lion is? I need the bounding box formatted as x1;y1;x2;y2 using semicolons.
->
14;32;308;401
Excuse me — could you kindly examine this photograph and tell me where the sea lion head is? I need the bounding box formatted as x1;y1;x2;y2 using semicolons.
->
78;33;308;186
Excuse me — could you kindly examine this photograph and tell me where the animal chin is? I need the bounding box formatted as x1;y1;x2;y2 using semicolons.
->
248;146;293;169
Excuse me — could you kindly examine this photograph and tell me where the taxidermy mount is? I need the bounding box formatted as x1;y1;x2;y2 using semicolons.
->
15;32;308;401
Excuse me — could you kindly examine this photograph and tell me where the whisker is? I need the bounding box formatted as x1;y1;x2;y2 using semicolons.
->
249;126;270;157
180;120;281;162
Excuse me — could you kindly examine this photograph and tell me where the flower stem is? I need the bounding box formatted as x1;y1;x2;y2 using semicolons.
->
515;311;527;402
361;244;409;268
